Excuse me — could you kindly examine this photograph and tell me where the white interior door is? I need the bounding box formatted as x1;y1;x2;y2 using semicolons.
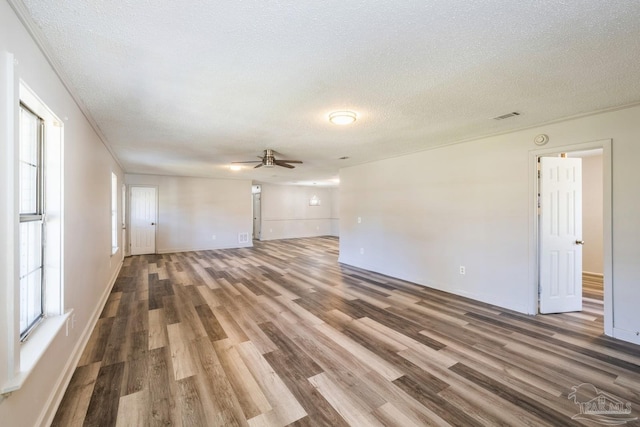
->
130;186;157;255
539;157;583;313
253;193;261;240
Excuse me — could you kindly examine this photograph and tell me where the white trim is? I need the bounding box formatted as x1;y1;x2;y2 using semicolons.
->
1;312;71;394
528;139;613;336
0;51;19;396
38;260;122;427
156;242;254;254
6;0;124;171
2;77;67;395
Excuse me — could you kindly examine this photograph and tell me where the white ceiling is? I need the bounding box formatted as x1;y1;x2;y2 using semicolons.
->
12;0;640;185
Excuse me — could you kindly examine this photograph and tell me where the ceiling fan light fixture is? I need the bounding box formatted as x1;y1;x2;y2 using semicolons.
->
329;110;357;125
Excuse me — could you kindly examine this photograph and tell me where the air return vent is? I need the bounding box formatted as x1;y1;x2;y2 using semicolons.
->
492;111;521;120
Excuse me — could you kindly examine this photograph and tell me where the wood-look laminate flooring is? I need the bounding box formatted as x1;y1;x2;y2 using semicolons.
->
53;237;640;426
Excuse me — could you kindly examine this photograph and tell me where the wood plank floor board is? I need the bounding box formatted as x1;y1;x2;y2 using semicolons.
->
449;362;584;427
190;336;249;427
213;338;273;419
147;346;180;426
51;362;101;427
262;349;350;427
258;321;324;378
307;372;385;427
100;291;122;319
392;374;484;426
53;238;640;426
115;389;148;427
236;341;308;426
77;317;115;366
82;362;125;427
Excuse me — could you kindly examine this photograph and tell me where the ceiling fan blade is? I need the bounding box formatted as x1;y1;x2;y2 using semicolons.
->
277;160;303;164
233;160;262;164
254;163;263;169
276;162;295;169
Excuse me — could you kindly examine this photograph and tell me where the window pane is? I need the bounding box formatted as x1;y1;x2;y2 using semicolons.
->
20;221;42;277
20;161;37;213
19;221;43;334
19;106;40;214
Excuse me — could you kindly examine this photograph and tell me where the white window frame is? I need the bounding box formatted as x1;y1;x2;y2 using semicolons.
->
0;56;67;394
18;102;45;341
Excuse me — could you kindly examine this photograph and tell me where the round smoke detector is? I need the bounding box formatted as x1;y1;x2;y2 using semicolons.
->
534;134;549;146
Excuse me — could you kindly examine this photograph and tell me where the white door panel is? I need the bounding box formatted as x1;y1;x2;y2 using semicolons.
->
130;186;157;255
540;157;583;313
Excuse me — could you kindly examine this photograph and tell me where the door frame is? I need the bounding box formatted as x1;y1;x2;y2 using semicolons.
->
253;192;261;240
127;185;159;256
528;139;612;335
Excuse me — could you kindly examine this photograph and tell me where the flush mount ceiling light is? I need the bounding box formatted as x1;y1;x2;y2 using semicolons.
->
229;164;242;171
329;110;357;125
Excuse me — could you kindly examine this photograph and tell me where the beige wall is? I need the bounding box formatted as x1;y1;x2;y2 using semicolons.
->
0;1;124;425
340;104;640;345
259;184;338;240
582;153;604;274
125;174;253;253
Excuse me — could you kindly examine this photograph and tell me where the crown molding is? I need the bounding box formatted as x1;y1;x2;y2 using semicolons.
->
6;0;124;171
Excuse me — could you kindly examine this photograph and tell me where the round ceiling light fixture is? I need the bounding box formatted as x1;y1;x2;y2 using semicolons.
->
329;110;357;125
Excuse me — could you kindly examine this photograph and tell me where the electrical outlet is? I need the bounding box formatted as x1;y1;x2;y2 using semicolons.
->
459;266;466;275
212;234;216;240
360;247;364;255
357;217;362;224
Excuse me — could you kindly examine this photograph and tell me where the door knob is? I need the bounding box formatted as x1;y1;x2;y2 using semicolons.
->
151;222;156;225
575;240;584;245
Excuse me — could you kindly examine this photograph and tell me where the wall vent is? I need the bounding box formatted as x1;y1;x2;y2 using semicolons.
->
492;111;521;120
238;232;250;244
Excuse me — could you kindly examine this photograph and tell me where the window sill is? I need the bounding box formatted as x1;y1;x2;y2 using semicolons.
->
1;310;72;394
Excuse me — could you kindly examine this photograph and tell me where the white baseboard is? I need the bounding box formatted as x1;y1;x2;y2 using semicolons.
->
38;261;123;427
157;242;253;254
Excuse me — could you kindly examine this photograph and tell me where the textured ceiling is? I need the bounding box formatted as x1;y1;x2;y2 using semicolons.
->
13;0;640;185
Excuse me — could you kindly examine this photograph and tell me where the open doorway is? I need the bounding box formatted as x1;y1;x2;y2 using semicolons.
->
252;184;262;240
571;150;605;318
529;139;612;336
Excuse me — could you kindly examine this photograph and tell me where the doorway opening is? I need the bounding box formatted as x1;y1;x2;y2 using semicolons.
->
529;139;612;336
252;184;261;240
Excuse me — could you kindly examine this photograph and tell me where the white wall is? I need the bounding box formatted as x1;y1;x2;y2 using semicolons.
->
582;154;604;274
125;174;253;252
0;1;124;425
260;184;338;240
340;105;640;345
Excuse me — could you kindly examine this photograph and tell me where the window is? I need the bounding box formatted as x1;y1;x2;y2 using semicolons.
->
1;70;65;394
111;172;118;253
19;104;44;340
